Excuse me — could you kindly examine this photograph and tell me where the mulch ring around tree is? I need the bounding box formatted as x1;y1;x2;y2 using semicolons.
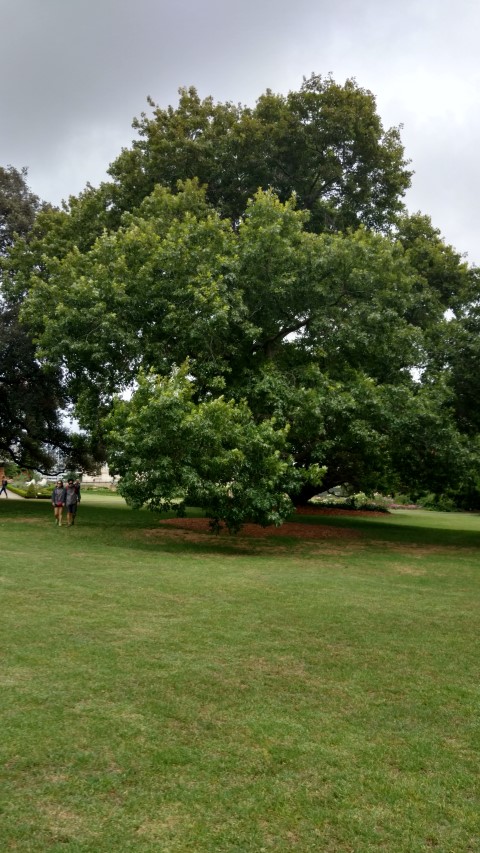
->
158;516;361;540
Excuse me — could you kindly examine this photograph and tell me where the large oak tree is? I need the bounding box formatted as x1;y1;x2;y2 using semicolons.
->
10;78;479;523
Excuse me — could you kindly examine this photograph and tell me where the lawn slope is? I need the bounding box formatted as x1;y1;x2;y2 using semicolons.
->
1;500;479;851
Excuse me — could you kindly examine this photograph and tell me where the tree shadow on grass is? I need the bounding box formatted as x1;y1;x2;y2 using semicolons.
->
3;500;480;555
290;510;480;550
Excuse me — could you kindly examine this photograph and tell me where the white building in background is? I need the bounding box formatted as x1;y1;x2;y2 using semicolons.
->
81;463;118;487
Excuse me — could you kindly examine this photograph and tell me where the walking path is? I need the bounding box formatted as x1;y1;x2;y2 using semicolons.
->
1;489;25;500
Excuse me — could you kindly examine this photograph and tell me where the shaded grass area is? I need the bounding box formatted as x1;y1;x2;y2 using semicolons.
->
292;506;480;549
0;500;479;851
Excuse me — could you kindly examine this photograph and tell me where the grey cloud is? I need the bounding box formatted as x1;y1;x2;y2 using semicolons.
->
1;0;479;261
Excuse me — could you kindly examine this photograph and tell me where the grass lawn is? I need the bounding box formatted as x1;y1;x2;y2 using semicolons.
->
0;499;479;851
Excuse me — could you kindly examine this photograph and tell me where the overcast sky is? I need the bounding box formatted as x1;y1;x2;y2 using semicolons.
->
1;0;479;262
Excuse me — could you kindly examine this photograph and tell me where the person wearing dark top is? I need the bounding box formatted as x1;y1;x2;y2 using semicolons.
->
0;477;8;498
51;480;66;526
65;479;79;526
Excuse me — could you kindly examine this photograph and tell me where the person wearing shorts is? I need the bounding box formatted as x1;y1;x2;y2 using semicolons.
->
51;480;66;525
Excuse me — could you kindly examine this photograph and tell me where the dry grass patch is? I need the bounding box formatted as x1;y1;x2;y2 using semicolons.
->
372;541;478;557
41;802;93;842
0;516;44;525
389;562;428;575
135;808;192;839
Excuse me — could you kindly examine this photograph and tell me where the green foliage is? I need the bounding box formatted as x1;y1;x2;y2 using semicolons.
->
0;165;41;254
0;166;105;473
419;493;459;512
310;492;390;512
0;167;67;471
7;485;50;499
397;212;470;315
0;171;70;469
109;75;411;231
389;493;417;506
106;368;300;531
6;76;480;524
0;303;70;470
17;177;480;518
3;462;20;478
439;294;480;436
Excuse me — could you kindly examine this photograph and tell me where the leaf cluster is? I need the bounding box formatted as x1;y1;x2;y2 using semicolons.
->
106;368;299;532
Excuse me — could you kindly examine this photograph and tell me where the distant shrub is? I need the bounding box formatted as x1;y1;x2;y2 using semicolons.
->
81;486;117;494
4;463;20;478
8;485;51;500
310;492;389;513
419;494;458;513
388;493;413;506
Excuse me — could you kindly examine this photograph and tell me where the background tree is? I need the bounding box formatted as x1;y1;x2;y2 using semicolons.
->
0;302;69;470
0;166;95;472
0;165;41;253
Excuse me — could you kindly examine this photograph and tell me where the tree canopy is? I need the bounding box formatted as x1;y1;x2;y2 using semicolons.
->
0;165;42;254
108;74;411;233
5;76;480;523
0;166;94;472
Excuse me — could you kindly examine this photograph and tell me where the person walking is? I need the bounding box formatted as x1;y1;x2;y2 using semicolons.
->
51;479;66;525
65;479;79;526
0;476;8;498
